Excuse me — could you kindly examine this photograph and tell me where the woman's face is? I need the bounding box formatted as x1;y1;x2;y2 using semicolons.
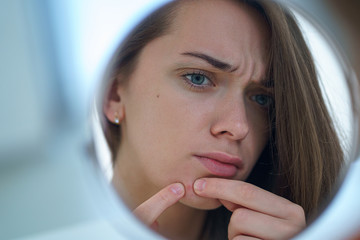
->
108;0;271;210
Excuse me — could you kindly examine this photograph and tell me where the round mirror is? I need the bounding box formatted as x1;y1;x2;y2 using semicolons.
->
91;0;358;239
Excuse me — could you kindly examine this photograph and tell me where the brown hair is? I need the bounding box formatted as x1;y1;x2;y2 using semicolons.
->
99;0;344;238
263;0;344;217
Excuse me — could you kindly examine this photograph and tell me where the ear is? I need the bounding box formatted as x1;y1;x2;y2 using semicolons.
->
103;78;125;125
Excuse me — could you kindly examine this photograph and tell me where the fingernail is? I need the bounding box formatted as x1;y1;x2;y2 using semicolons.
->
194;179;206;192
170;183;184;195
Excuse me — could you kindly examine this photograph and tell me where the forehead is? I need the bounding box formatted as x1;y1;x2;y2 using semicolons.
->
163;0;270;78
170;0;270;60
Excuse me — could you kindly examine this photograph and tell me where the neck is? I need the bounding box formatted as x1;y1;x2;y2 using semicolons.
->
112;161;207;240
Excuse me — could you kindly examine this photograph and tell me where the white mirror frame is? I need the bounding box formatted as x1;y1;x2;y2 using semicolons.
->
1;1;359;240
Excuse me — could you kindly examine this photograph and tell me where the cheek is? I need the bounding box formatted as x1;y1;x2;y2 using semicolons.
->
248;105;270;144
130;86;210;146
124;84;202;167
244;108;271;171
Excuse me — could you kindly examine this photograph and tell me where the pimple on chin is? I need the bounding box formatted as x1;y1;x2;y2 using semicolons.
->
186;184;193;193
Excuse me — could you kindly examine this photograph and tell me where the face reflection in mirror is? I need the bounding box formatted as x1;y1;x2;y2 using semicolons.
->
95;0;352;239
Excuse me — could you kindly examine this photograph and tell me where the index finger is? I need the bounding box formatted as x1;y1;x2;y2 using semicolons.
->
193;178;298;219
133;183;185;226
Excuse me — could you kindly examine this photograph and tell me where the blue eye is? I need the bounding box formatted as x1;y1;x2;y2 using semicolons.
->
185;73;209;85
251;94;273;107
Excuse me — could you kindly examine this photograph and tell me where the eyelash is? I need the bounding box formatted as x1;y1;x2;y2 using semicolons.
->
181;70;214;91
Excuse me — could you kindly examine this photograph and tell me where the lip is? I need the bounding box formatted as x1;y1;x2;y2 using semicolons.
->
194;152;243;177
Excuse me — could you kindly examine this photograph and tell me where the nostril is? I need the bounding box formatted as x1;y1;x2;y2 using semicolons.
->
220;131;233;136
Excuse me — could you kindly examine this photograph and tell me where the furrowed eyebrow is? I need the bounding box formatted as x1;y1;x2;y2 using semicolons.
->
181;51;239;72
248;80;273;90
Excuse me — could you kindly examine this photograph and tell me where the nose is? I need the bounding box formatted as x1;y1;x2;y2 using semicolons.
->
210;97;249;141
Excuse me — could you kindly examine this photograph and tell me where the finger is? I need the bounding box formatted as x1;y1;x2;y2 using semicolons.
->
219;199;239;212
228;207;304;240
133;183;185;225
194;178;305;221
150;220;159;231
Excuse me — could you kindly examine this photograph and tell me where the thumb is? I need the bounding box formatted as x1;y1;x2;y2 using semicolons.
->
133;183;185;226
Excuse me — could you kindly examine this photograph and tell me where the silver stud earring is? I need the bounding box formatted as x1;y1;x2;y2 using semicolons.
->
114;112;120;124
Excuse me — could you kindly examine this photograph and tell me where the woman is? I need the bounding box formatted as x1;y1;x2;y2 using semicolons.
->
99;0;344;239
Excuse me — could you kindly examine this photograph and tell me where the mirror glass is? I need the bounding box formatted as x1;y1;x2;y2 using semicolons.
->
91;1;358;239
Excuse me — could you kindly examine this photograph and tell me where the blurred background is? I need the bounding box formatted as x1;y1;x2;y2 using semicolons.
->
0;0;359;239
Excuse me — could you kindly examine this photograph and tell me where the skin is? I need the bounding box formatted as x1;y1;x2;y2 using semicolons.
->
105;0;305;239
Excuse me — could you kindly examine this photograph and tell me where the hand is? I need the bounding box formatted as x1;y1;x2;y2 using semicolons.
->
194;178;306;240
133;183;185;230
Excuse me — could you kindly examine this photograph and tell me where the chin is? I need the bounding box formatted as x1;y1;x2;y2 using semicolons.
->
179;184;222;210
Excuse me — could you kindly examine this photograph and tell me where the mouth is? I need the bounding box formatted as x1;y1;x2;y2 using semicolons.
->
194;152;243;178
